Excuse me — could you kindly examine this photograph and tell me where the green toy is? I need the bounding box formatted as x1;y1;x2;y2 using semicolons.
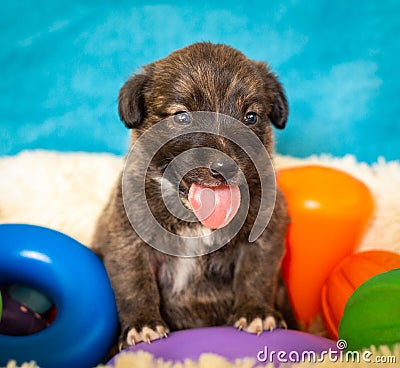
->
338;268;400;351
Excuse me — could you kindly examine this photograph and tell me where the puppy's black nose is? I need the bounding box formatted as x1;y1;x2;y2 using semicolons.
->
209;157;238;181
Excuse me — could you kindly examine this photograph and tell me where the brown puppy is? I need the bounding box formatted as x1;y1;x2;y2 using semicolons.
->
92;42;296;350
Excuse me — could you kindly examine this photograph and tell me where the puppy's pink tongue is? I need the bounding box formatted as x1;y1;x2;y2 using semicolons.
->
188;183;240;229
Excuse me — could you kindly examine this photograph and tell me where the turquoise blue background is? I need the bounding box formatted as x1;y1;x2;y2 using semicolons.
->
1;1;399;162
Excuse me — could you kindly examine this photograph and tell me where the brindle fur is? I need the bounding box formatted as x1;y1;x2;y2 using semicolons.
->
91;42;297;350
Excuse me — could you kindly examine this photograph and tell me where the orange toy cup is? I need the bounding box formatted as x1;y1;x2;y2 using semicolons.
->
322;250;400;339
278;165;374;328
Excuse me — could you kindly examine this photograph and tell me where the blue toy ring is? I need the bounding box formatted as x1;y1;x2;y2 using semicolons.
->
0;224;118;368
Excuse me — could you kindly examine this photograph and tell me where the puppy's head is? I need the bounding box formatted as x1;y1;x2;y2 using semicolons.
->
119;43;288;229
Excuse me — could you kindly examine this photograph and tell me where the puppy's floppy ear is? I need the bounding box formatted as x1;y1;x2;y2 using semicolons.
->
118;73;148;129
254;62;288;129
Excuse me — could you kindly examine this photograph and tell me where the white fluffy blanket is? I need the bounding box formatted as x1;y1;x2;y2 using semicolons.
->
0;150;399;253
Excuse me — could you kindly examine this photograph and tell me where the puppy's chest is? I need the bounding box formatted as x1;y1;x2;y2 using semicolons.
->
153;253;234;295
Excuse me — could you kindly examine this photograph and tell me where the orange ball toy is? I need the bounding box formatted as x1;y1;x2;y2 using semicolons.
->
322;250;400;339
278;165;374;328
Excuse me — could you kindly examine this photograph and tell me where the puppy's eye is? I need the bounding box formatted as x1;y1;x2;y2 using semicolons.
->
173;111;191;125
243;112;258;125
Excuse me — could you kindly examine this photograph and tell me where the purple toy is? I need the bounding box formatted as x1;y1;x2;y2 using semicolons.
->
108;327;337;367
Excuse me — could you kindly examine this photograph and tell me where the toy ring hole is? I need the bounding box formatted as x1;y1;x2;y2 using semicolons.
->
0;284;56;336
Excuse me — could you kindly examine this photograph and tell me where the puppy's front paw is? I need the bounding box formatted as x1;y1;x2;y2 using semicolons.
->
119;322;169;350
127;325;169;344
233;309;287;335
